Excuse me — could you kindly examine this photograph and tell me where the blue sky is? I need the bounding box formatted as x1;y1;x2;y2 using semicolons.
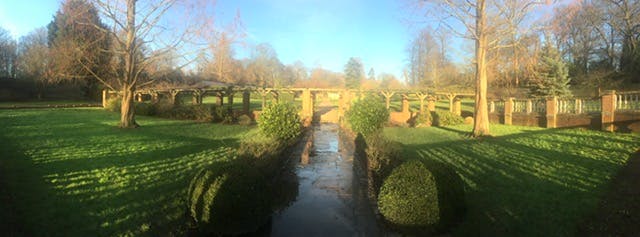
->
0;0;567;80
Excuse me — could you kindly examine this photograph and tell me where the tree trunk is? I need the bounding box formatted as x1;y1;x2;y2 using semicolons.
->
119;0;138;128
472;0;490;137
120;86;138;128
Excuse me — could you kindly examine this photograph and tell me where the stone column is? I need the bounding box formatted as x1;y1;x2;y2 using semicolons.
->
338;89;351;120
453;97;462;116
504;97;514;125
489;101;495;113
169;90;180;105
601;90;616;132
216;92;224;107
227;92;234;112
302;89;313;119
415;92;428;113
546;96;558;128
526;99;533;114
102;89;108;108
401;94;410;113
243;90;251;114
150;91;159;103
447;94;456;113
381;91;395;110
575;99;582;114
427;97;436;112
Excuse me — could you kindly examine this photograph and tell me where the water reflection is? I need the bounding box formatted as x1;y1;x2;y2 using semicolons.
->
270;123;379;236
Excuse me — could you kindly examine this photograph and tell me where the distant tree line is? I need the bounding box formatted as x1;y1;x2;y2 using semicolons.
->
406;0;640;98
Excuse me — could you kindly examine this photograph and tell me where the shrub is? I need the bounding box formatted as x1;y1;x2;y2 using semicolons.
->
346;99;389;137
414;112;433;127
210;106;236;123
258;102;301;142
378;159;465;235
363;133;402;191
237;114;253;126
134;102;155;116
154;99;175;117
433;110;464;126
187;160;272;235
104;98;121;113
191;104;214;122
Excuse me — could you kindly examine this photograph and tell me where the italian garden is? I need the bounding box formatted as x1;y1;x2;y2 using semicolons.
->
1;0;640;236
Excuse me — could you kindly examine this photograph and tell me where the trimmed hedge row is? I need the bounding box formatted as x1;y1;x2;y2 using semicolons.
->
377;159;466;235
104;98;234;123
186;102;303;235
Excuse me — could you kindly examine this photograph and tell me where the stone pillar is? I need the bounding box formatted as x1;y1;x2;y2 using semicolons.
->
169;90;180;105
401;94;410;113
504;97;514;125
151;92;159;103
227;92;234;112
489;101;495;113
526;99;533;114
381;91;394;110
338;89;351;120
427;98;436;112
601;90;616;132
448;95;455;113
216;93;223;107
546;96;558;128
192;90;203;105
243;90;251;114
453;97;461;116
575;99;582;114
302;89;313;119
102;89;108;108
415;92;428;113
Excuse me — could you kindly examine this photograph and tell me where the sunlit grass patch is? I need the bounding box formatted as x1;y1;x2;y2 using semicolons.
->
0;108;252;236
384;124;639;237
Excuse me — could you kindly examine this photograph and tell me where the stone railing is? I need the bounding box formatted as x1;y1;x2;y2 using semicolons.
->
488;90;640;131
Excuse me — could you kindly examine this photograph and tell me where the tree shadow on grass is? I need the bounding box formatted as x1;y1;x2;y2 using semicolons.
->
0;109;250;236
393;126;638;237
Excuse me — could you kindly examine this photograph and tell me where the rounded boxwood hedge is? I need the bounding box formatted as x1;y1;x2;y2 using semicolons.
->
377;159;465;234
187;160;272;235
346;98;389;137
258;102;301;142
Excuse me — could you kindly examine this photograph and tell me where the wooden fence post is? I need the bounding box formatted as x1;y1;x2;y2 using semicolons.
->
526;99;533;114
546;96;558;128
601;90;616;132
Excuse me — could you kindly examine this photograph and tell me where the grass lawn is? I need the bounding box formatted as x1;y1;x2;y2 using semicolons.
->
384;125;639;237
0;108;253;236
0;100;100;108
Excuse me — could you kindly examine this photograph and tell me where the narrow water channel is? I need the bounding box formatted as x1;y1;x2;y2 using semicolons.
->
270;123;379;236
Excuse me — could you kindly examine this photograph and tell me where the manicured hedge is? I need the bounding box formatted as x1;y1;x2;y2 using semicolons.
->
378;159;465;235
187;160;272;235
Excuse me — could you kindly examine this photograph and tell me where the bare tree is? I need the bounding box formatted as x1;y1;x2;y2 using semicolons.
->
202;11;245;84
415;0;549;137
0;27;17;79
74;0;211;128
16;27;51;99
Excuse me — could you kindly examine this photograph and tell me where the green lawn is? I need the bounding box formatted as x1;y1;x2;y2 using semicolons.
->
384;125;639;237
0;108;253;236
0;100;100;108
